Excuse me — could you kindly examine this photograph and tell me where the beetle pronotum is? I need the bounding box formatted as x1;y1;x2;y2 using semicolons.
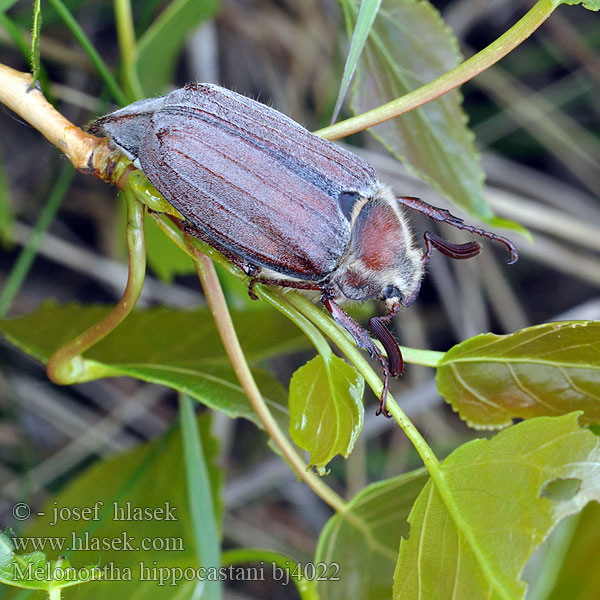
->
91;83;518;416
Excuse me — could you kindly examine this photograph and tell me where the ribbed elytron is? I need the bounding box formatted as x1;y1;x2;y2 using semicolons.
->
91;83;518;416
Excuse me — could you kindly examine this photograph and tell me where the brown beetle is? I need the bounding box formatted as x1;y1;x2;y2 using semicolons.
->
91;83;518;416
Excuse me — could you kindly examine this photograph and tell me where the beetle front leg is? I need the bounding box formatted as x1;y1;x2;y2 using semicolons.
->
321;295;396;417
397;195;519;264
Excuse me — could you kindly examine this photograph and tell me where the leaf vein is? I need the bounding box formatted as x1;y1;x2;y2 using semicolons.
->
506;364;561;414
449;364;507;414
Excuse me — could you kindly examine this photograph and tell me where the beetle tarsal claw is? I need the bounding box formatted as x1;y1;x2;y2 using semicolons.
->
375;375;392;418
375;406;393;419
92;84;517;417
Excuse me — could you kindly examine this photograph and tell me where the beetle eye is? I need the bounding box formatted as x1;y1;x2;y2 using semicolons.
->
382;285;401;300
338;191;360;221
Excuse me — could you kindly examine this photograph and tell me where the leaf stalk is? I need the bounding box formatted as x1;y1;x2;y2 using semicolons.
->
185;239;348;513
316;0;557;140
46;190;146;384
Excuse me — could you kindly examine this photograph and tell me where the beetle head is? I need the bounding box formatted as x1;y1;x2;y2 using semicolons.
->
332;186;424;308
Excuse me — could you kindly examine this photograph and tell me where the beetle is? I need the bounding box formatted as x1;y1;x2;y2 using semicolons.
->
90;83;518;416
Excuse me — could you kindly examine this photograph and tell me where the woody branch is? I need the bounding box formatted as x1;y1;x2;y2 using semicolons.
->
0;63;123;184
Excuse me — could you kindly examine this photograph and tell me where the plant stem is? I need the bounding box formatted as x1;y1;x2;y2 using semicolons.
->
48;587;60;600
0;64;115;173
187;242;347;514
315;0;557;140
114;0;137;66
30;0;42;87
279;292;441;473
114;0;144;101
259;291;333;360
0;12;54;97
46;191;146;384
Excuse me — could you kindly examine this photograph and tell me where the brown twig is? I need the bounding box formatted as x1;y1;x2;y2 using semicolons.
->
0;63;124;183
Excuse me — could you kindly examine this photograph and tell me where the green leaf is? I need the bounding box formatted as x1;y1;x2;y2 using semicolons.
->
0;0;20;12
3;414;223;598
0;301;309;428
436;321;600;429
332;0;382;123
315;469;428;600
394;414;600;599
0;533;100;591
559;0;600;10
180;397;222;598
144;214;196;281
289;354;364;470
348;0;493;222
135;0;219;97
486;215;532;242
538;503;600;599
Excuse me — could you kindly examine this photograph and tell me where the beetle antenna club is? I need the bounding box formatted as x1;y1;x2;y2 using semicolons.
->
92;83;518;417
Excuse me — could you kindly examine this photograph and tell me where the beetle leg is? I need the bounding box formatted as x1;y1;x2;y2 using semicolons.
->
250;277;323;292
247;278;260;300
369;302;403;416
378;376;392;419
423;231;481;264
322;296;377;358
247;277;323;300
368;300;403;378
321;295;395;417
396;196;519;264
